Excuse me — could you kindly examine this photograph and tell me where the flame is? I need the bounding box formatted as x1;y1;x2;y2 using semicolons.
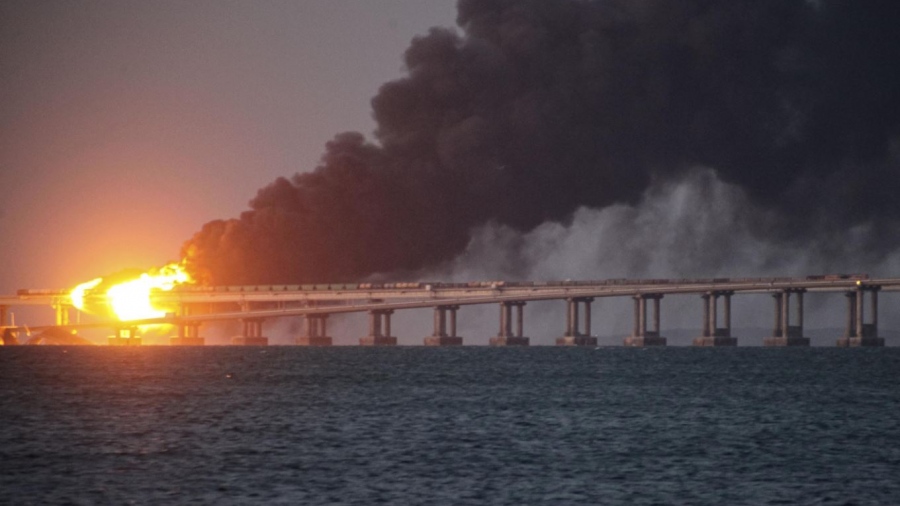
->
69;262;192;322
70;277;102;311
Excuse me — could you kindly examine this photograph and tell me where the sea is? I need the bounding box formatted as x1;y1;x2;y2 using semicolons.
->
1;346;898;505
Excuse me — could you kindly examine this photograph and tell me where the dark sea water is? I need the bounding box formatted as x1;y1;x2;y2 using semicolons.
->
1;347;899;505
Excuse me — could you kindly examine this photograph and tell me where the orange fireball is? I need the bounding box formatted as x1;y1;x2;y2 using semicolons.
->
69;261;193;321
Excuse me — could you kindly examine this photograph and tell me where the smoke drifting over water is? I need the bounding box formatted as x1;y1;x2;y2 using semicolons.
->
440;169;900;282
415;170;900;342
182;0;900;285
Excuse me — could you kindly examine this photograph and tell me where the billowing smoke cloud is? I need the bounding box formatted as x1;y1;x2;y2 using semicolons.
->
182;0;900;285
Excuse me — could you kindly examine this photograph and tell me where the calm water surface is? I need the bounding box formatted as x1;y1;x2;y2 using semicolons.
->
1;347;899;505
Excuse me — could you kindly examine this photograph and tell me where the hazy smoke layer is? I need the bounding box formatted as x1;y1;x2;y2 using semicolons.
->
440;169;900;281
182;0;900;284
417;169;900;343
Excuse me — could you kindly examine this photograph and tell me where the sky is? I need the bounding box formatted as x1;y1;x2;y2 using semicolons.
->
0;0;457;292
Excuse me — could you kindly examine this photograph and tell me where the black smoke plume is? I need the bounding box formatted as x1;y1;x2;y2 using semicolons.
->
182;0;900;285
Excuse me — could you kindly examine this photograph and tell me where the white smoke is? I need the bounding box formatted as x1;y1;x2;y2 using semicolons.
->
403;169;900;345
259;169;900;346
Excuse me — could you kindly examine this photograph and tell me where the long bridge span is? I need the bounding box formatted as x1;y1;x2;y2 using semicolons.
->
2;274;897;347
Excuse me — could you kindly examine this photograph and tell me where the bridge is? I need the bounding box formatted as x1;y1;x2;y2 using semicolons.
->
1;274;896;347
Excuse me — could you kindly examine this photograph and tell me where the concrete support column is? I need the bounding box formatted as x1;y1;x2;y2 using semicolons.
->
845;292;857;337
433;307;447;337
702;294;711;337
316;315;329;338
426;305;463;346
244;319;263;337
54;304;70;326
491;302;529;346
361;310;396;346
572;300;580;336
625;294;666;347
583;299;592;337
765;289;808;347
723;293;732;337
185;324;200;339
652;296;661;335
565;300;573;336
369;311;382;337
638;296;647;336
773;293;783;337
359;309;397;346
449;306;458;338
297;314;332;346
839;286;884;346
695;292;737;347
0;305;7;326
109;326;141;346
557;297;596;346
171;304;205;345
500;303;511;337
515;302;525;338
782;291;791;336
856;288;865;339
233;302;266;345
870;288;878;337
633;297;640;337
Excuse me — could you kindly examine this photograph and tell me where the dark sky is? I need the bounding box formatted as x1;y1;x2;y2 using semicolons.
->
0;0;456;292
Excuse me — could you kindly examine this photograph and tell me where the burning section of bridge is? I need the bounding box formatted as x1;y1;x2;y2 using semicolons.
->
69;261;193;342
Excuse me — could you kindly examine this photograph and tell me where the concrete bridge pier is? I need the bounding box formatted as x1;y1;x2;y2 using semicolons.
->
53;303;72;326
109;326;141;346
624;294;666;346
764;289;809;346
556;297;598;346
490;301;529;346
233;318;269;345
171;323;204;346
425;305;463;346
837;286;884;347
693;291;737;346
296;314;332;346
171;305;205;345
361;309;397;346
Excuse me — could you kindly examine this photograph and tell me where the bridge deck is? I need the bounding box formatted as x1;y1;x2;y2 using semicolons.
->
2;275;899;332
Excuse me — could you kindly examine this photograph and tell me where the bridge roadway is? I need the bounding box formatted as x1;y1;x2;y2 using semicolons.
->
2;275;898;346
